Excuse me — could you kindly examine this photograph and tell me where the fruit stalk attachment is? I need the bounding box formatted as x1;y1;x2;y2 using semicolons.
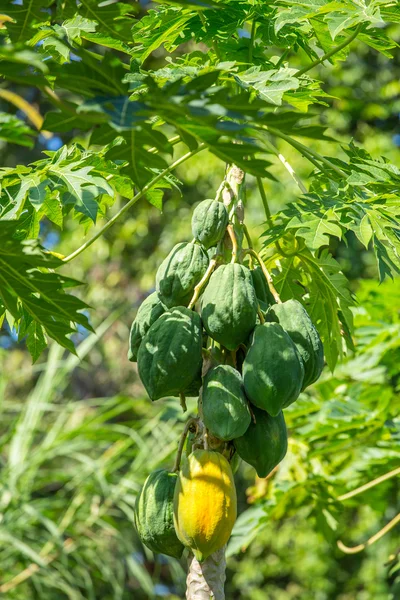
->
243;248;282;304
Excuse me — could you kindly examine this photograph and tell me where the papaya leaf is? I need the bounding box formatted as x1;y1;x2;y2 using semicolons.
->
3;0;51;43
298;249;355;371
0;222;93;360
0;113;36;148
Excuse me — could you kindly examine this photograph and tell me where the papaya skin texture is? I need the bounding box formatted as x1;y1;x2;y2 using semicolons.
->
201;263;258;351
251;265;275;310
202;364;251;441
173;450;237;562
128;292;165;363
156;242;209;308
137;307;203;400
191;198;229;249
134;469;184;558
234;406;288;477
267;299;324;390
243;322;305;416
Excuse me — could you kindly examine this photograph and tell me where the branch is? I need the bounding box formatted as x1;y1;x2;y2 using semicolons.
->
173;418;198;473
244;248;282;304
256;179;288;260
63;144;205;263
338;513;400;555
248;19;257;64
266;127;347;179
296;24;363;77
256;177;273;227
227;225;238;263
257;305;265;324
0;89;51;138
262;139;308;194
337;466;400;502
188;258;218;309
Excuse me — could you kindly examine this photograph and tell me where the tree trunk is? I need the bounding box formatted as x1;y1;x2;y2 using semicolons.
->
185;163;244;600
186;547;226;600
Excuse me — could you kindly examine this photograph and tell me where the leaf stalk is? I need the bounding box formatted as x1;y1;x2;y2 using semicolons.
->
63;144;206;263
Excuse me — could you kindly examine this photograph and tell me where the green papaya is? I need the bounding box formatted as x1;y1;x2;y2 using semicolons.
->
234;406;288;478
207;245;218;261
202;365;251;441
242;322;304;416
184;367;202;397
191;199;229;249
128;292;165;362
138;307;203;400
229;451;241;475
201;263;258;351
251;266;275;310
266;299;324;389
134;469;184;558
156;242;209;308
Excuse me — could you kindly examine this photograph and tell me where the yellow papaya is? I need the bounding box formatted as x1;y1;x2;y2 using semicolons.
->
173;449;237;562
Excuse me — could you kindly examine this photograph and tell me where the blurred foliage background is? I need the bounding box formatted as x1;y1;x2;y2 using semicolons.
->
0;7;399;600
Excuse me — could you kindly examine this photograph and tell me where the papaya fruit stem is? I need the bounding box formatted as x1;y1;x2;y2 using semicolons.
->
257;305;265;324
227;225;238;263
173;418;198;473
180;392;187;413
248;402;257;425
188;258;218;309
244;248;282;304
243;225;254;267
215;178;228;202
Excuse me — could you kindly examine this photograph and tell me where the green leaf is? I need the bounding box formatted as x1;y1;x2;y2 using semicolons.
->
235;66;300;106
153;0;220;7
48;162;113;222
299;249;354;370
0;222;93;357
78;97;148;131
3;0;51;43
26;321;47;362
74;0;137;42
131;6;195;62
41;111;93;133
0;113;36;147
354;213;373;249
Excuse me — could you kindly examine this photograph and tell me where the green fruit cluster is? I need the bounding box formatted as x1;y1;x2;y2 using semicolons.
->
129;195;325;555
128;198;230;402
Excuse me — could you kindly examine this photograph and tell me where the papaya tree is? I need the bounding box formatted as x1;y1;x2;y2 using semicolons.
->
0;0;399;598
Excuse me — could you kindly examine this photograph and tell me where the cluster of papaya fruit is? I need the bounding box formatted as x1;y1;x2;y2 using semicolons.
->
129;194;324;562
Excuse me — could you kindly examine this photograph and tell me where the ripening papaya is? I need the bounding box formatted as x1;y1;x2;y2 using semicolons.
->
134;469;184;558
173;449;237;562
156;242;209;308
128;292;165;362
242;322;304;415
137;307;203;400
201;263;258;350
266;299;324;389
191;198;229;249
